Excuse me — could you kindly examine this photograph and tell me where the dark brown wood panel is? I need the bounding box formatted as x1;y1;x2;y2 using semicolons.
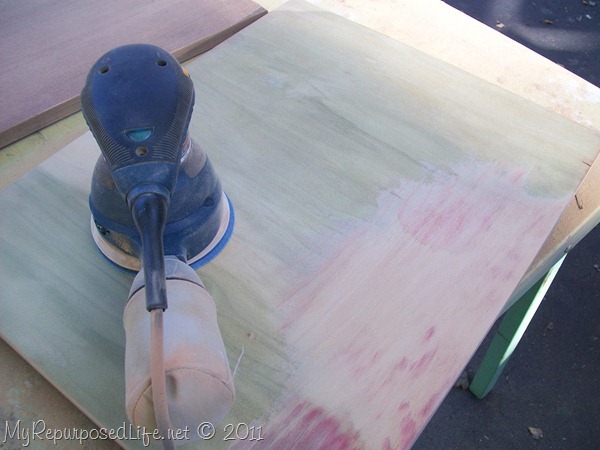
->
0;0;266;149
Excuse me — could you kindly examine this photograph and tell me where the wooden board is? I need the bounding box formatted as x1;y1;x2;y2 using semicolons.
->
0;0;266;150
1;1;599;448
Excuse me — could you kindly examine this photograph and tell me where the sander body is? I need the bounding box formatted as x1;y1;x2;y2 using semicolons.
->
83;44;233;271
89;136;233;272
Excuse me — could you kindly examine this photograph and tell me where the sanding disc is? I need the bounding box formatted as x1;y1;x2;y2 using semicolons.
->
188;193;235;269
91;191;234;272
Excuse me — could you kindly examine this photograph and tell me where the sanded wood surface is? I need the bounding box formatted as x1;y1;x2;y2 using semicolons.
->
1;2;599;448
0;0;266;150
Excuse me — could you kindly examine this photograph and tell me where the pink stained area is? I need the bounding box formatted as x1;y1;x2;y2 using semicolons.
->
409;349;438;379
273;161;566;449
231;399;364;450
423;326;436;343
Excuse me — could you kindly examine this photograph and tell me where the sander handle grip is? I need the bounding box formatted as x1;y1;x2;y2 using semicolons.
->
131;192;169;311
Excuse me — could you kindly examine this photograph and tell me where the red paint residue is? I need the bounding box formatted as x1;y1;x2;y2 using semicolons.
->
383;437;394;450
396;402;410;412
370;351;381;364
303;406;324;423
419;395;438;420
382;415;419;450
397;164;537;255
380;357;410;388
232;399;364;450
394;357;409;371
399;416;418;449
422;326;435;343
409;349;437;379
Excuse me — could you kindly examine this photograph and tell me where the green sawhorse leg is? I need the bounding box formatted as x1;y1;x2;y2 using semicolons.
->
469;255;567;399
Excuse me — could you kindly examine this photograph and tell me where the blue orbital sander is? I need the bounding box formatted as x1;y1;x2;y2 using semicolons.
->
81;44;235;448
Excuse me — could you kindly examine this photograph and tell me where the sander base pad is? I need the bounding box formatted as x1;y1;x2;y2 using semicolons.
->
91;192;234;273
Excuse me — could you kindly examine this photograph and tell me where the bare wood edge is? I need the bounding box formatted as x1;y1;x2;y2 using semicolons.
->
507;154;600;314
0;97;81;151
0;6;267;151
173;7;267;62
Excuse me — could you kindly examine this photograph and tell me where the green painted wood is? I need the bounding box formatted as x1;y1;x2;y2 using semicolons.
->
469;255;567;399
1;2;599;448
